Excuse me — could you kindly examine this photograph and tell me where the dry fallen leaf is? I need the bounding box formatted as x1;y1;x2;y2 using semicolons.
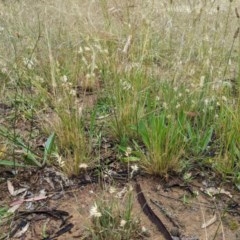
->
7;180;27;196
10;199;25;207
13;221;30;238
45;177;55;189
7;203;23;213
10;191;48;208
7;180;14;196
202;187;233;198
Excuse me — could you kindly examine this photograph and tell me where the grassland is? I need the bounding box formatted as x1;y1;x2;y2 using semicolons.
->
0;0;240;238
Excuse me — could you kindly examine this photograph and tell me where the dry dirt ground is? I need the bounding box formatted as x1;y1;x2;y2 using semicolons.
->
0;166;240;240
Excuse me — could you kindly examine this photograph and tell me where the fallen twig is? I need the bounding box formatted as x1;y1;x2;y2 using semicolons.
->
150;199;180;229
136;182;173;240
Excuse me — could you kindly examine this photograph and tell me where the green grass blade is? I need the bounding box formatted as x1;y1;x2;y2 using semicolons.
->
43;133;56;165
0;160;26;167
202;127;214;151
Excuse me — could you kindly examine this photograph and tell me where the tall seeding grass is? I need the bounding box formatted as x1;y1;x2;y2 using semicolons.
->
0;0;239;183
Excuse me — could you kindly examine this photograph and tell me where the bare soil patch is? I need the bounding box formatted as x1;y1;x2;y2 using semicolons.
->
1;167;240;240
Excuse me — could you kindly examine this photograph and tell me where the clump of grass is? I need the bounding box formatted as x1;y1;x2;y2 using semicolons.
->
84;185;144;240
46;112;90;176
213;101;240;177
136;110;185;175
44;73;91;175
109;71;149;143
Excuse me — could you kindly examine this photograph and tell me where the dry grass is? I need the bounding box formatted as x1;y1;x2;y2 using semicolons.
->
0;1;240;239
0;0;239;177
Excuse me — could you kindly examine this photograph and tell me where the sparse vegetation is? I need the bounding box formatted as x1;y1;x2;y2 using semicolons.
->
84;185;143;240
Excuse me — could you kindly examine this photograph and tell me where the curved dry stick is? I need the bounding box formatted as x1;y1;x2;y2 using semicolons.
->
136;182;173;240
